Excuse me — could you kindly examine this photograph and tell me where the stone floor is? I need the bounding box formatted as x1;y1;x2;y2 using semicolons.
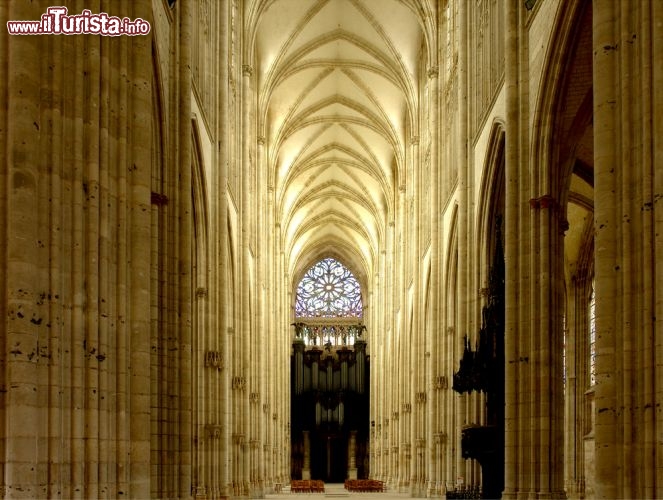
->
265;483;412;500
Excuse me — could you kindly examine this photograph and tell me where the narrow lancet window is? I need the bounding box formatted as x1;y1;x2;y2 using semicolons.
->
589;280;596;386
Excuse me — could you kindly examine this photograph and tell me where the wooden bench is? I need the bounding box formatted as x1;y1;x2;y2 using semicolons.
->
291;479;325;493
344;479;385;492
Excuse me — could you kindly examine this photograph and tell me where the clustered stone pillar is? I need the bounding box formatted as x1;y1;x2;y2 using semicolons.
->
592;1;663;498
427;59;442;499
0;1;159;498
217;1;232;496
502;0;538;496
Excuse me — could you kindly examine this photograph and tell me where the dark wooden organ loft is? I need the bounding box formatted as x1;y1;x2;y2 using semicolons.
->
452;218;506;500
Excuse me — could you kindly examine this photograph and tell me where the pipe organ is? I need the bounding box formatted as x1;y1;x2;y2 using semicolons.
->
291;324;370;482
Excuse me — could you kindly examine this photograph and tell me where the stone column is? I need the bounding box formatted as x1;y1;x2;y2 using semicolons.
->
395;185;407;491
414;438;426;497
390;439;396;486
455;0;478;495
239;60;253;497
348;431;358;479
177;1;194;497
2;1;155;498
433;433;446;498
409;128;425;497
592;1;663;498
215;1;231;495
302;431;311;480
427;60;441;499
276;223;288;486
502;0;521;497
504;1;576;497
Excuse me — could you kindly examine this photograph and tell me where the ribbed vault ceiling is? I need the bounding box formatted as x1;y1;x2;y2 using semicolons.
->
250;0;429;282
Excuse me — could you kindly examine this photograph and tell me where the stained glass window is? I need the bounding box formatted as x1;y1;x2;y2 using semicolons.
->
589;280;596;386
295;258;363;318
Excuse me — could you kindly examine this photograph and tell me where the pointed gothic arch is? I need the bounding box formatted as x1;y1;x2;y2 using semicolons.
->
190;116;212;495
530;1;595;496
476;121;506;286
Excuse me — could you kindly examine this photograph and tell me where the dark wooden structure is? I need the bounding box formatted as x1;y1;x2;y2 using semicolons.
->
452;220;505;499
291;331;370;482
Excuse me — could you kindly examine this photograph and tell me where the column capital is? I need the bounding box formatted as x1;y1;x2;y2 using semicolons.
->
205;350;223;370
434;375;448;390
232;376;246;391
205;424;223;439
529;194;558;211
433;432;447;445
529;194;569;233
